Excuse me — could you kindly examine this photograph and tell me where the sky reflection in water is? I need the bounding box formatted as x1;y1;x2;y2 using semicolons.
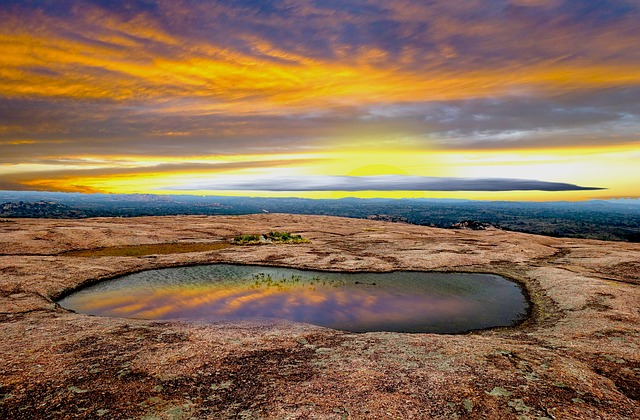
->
59;265;528;333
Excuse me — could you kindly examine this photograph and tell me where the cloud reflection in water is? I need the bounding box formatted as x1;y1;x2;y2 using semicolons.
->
59;265;528;333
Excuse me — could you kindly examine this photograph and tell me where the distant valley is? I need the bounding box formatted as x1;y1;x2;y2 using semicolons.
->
1;191;639;242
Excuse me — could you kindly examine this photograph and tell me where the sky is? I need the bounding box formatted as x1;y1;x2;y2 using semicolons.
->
1;0;639;200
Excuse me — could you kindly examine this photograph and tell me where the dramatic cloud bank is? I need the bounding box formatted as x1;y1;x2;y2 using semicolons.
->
0;0;637;199
168;176;604;192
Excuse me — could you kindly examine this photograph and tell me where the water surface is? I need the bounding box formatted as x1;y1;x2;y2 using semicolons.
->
58;264;529;333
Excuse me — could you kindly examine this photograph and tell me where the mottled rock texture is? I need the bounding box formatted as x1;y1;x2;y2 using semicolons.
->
1;214;638;419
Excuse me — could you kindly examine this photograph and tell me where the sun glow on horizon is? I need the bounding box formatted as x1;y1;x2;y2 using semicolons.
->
1;1;638;201
4;143;635;201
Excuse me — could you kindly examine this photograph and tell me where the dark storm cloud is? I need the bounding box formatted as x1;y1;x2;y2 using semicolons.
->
169;175;604;192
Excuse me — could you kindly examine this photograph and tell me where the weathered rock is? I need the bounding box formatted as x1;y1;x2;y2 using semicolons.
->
0;214;638;419
450;220;499;230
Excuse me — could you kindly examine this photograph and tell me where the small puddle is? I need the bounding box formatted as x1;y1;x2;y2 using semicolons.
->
58;264;529;333
62;242;232;257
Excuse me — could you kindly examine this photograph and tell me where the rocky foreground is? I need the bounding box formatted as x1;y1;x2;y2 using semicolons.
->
1;214;638;419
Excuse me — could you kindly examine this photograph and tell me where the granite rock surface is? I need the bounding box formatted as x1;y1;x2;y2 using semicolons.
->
0;214;638;419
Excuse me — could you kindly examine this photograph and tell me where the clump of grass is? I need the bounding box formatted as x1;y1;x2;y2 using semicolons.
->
234;234;262;244
232;231;309;245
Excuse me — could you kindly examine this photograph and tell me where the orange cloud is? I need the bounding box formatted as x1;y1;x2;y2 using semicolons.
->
2;3;639;115
1;1;639;200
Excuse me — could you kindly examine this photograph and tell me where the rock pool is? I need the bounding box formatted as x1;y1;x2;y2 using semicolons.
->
58;264;529;333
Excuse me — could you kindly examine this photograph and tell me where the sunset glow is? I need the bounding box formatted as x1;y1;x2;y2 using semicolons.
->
1;1;639;200
58;265;528;333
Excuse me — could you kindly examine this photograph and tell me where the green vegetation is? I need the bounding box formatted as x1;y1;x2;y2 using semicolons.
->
62;242;232;257
248;272;345;290
233;231;309;245
234;234;262;243
268;231;304;241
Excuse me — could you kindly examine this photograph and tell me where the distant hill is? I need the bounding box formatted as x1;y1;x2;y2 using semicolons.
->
0;201;88;218
0;191;638;242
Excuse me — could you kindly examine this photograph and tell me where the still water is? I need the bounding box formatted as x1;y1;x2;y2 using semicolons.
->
58;264;529;333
